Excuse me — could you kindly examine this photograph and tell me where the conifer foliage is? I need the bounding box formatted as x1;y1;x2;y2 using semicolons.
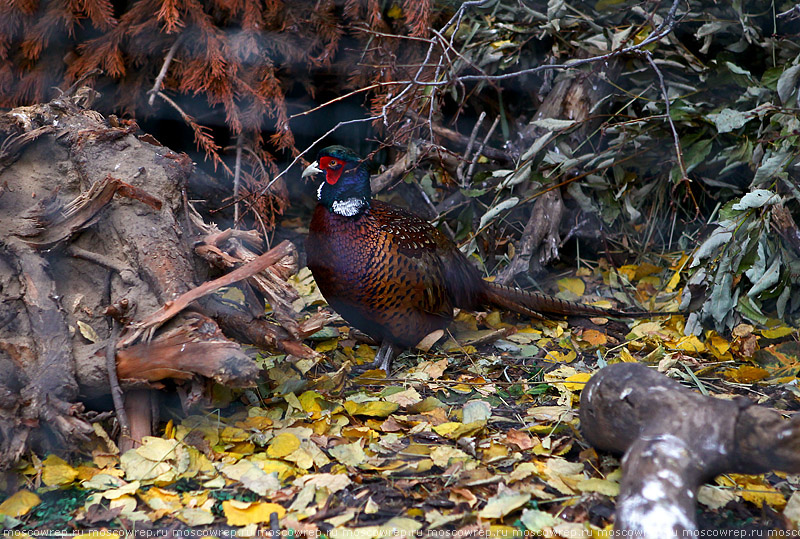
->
0;0;436;230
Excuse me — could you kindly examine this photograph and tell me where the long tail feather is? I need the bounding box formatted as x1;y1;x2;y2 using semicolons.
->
483;282;659;319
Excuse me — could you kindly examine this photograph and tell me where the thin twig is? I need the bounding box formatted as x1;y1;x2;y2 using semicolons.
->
457;111;485;186
106;320;130;439
289;83;388;119
254;115;381;198
233;134;243;225
642;51;686;181
148;37;182;106
465;115;500;183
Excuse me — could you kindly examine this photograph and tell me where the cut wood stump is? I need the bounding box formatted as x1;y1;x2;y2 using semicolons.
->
580;362;800;536
0;89;324;464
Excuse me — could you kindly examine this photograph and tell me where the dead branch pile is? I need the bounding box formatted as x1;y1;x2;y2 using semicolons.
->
0;90;325;466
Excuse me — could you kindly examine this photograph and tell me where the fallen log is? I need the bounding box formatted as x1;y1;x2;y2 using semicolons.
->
580;362;800;536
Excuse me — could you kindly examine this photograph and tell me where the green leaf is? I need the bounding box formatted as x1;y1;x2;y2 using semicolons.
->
753;150;790;186
738;295;769;325
707;108;751;133
478;197;519;229
732;189;780;210
461;187;489;198
748;254;781;297
777;64;800;104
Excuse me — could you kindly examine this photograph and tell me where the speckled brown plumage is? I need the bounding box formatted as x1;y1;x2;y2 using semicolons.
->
307;200;484;349
303;146;656;373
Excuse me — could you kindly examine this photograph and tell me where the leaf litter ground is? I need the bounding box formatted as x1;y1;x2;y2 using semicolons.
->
1;255;799;537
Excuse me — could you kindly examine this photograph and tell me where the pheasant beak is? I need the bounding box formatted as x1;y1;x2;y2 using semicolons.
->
302;161;323;178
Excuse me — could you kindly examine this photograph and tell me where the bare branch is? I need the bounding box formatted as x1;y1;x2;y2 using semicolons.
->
148;38;182;107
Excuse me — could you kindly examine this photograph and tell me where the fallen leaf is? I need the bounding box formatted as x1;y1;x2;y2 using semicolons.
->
0;490;40;518
222;500;286;526
520;508;560;531
478;492;531;518
344;400;399;418
329;442;366;466
41;454;79;487
267;432;301;458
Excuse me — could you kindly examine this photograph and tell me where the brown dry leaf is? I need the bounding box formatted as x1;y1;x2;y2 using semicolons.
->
219;459;281;496
505;429;535;450
579;329;607;346
416;329;445;352
294;473;353;493
385;387;423;407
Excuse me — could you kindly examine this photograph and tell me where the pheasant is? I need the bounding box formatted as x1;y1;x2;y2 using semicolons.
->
303;146;655;373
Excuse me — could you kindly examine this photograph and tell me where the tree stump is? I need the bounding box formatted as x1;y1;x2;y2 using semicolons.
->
0;89;324;464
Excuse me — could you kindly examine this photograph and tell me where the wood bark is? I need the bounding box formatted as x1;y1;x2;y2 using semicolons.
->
0;90;315;465
499;60;621;284
580;362;800;536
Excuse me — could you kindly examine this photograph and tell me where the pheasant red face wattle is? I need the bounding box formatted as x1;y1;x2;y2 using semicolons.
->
319;156;345;184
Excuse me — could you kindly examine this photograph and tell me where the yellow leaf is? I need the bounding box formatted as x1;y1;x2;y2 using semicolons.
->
543;349;577;363
298;391;323;413
706;333;732;360
237;416;274;430
0;490;40;517
267;433;301;458
633;262;662;279
432;421;485;439
740;482;786;510
220;427;249;443
666;269;682;292
577;478;620;496
761;326;795;339
723;365;769;383
670;335;705;353
139;487;182;519
257;459;297;481
386;4;403;18
222;500;286;526
77;321;100;343
41;454;79;487
343;400;399;418
479;492;531;518
618;265;637;282
355;344;376;363
618;347;637;362
315;338;339;353
557;277;585;296
562;372;592;391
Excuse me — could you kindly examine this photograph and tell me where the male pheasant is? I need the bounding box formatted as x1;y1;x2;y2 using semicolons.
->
303;146;653;373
